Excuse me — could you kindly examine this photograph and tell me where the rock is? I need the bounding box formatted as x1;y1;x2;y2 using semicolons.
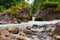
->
14;8;32;22
0;8;32;24
19;36;30;40
8;27;19;34
26;27;31;30
54;35;60;40
19;32;30;40
35;8;60;21
0;29;10;36
32;35;37;38
53;22;60;36
19;32;26;37
39;27;44;32
19;27;32;35
32;25;39;29
0;12;16;24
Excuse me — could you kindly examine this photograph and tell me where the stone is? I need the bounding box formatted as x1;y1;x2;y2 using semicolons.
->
8;27;19;34
26;27;31;30
19;33;30;40
0;29;10;36
35;8;60;21
19;32;26;37
19;27;32;35
19;36;26;40
53;22;60;36
32;25;39;29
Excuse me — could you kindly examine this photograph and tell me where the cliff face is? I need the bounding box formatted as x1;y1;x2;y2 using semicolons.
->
35;8;60;21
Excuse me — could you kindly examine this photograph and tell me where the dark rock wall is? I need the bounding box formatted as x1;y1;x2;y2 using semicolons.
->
35;8;60;21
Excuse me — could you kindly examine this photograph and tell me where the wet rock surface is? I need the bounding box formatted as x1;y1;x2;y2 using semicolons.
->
0;22;59;40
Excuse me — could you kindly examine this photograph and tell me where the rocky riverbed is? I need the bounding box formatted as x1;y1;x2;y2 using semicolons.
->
0;22;60;40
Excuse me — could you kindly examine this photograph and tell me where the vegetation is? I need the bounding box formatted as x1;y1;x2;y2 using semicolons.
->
31;0;40;14
0;0;60;14
0;0;18;9
0;6;6;12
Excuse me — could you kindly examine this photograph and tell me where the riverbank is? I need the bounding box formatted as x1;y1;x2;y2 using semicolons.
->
0;7;60;24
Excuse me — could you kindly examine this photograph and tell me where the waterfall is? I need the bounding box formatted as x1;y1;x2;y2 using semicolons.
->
32;17;35;21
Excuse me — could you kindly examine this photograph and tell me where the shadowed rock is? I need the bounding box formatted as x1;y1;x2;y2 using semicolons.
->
35;8;60;21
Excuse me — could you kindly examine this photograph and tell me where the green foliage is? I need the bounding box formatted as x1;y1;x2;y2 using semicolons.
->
0;0;29;13
0;0;21;9
6;2;29;14
6;6;18;14
0;0;60;14
0;6;6;12
42;3;58;9
48;0;58;2
31;0;40;14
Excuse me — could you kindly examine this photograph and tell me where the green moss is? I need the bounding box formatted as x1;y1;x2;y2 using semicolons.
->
40;2;58;9
6;3;29;14
6;6;18;14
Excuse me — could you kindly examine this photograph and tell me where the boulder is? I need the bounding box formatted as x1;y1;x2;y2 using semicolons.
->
19;27;32;35
19;32;26;37
0;12;16;24
8;27;19;34
14;8;32;22
0;8;32;24
53;23;60;36
0;29;9;35
32;25;39;29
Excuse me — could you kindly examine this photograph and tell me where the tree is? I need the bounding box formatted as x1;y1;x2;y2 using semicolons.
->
0;0;21;9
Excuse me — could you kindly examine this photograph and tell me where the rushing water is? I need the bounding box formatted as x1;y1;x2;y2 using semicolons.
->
0;17;60;28
32;17;35;21
0;20;60;28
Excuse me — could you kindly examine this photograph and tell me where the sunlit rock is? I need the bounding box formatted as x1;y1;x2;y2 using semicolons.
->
0;29;10;36
8;27;19;34
19;32;26;37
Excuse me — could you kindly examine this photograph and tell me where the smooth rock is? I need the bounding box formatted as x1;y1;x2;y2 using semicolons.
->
8;27;19;34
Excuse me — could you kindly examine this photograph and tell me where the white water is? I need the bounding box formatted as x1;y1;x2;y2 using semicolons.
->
0;20;60;28
32;17;35;21
25;0;34;4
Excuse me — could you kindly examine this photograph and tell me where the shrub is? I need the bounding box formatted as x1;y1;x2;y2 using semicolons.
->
40;3;58;9
0;6;6;12
6;3;29;14
6;6;18;14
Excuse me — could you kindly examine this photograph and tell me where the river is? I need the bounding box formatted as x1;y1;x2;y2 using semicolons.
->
0;19;60;28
